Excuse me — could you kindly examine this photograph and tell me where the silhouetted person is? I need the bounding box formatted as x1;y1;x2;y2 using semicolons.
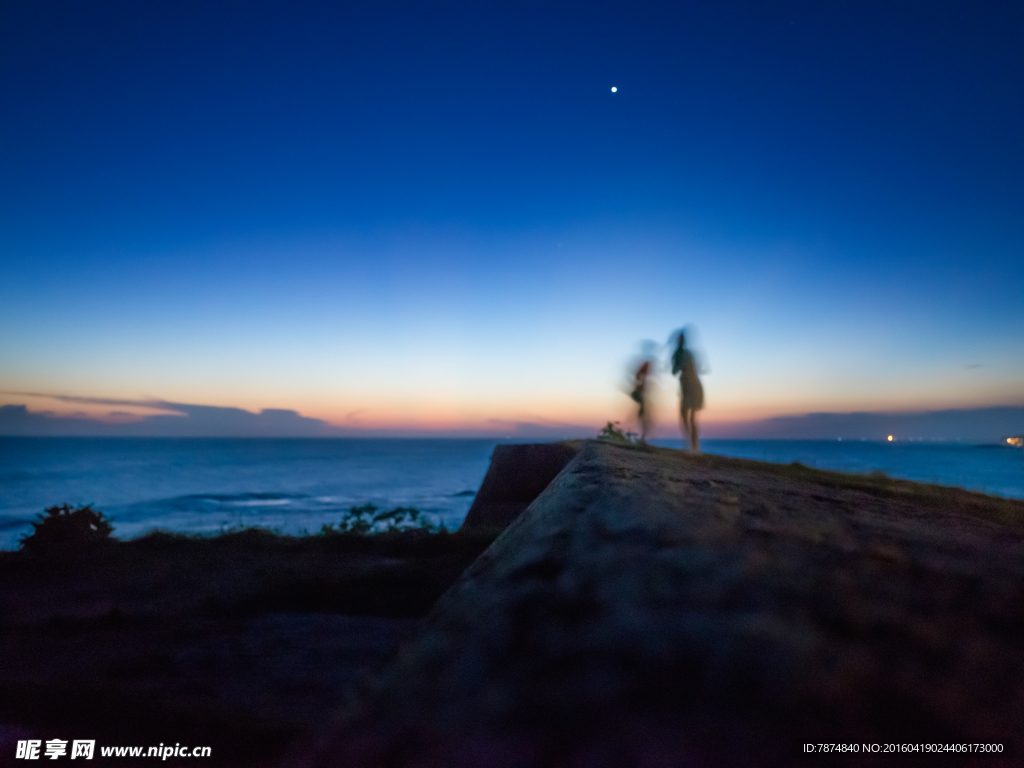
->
671;330;703;451
631;357;653;443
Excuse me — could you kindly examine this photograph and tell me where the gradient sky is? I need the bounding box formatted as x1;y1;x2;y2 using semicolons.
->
2;0;1022;436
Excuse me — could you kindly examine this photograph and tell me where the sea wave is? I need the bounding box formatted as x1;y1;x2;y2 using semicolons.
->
181;492;307;502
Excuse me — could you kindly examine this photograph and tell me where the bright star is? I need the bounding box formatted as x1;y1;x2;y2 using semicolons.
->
610;86;617;92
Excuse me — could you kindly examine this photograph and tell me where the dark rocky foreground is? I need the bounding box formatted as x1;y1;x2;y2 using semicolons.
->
296;441;1024;767
3;441;1023;767
0;529;497;767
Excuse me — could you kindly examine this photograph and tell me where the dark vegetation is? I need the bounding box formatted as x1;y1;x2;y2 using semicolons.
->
0;510;498;766
596;421;641;445
19;503;114;552
318;502;441;535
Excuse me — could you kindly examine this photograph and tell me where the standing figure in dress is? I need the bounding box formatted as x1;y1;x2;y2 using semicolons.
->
671;330;704;451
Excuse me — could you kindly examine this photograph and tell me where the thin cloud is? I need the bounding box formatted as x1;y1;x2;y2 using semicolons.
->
1;391;184;413
0;399;340;438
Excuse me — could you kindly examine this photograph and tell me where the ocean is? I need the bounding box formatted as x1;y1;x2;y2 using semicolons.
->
1;437;1022;550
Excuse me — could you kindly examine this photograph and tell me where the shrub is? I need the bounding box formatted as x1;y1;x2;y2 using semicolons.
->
20;504;114;552
597;421;640;445
320;503;441;535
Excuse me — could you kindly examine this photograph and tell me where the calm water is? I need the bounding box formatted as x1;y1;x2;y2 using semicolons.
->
1;437;1022;549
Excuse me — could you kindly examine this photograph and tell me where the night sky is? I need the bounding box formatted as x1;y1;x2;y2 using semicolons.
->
2;0;1022;436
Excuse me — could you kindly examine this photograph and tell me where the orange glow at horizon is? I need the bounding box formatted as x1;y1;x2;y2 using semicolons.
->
4;383;1023;436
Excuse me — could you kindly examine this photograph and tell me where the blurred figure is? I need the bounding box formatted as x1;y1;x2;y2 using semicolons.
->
629;341;658;443
671;329;704;451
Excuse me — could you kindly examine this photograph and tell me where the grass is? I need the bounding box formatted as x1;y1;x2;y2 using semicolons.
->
1;524;500;616
0;525;500;766
648;441;1024;531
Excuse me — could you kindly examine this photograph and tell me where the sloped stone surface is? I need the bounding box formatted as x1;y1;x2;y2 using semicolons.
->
300;441;1024;767
459;441;581;532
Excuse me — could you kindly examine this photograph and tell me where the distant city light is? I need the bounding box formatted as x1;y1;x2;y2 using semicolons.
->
1008;436;1024;447
887;435;893;442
